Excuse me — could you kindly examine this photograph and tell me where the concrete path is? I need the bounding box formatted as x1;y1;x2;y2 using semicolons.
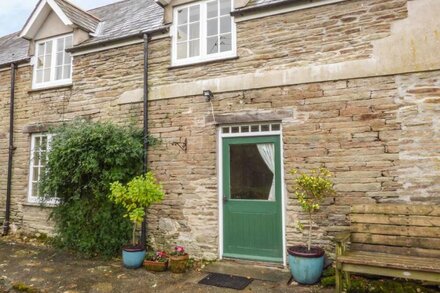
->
0;239;331;292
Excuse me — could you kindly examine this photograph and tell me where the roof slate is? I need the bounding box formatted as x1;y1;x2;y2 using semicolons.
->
54;0;100;33
0;33;30;67
83;0;164;45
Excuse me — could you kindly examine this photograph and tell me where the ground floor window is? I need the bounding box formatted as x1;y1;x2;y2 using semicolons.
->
28;133;52;203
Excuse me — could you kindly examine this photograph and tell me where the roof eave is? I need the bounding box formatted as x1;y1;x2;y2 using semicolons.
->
231;0;294;16
67;26;170;53
0;58;31;69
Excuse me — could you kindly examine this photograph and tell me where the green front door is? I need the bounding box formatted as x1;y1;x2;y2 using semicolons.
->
222;135;283;263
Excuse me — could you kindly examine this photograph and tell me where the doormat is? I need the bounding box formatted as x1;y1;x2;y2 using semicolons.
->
199;273;253;290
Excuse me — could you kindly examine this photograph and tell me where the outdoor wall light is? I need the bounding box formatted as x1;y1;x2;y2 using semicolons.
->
203;90;214;102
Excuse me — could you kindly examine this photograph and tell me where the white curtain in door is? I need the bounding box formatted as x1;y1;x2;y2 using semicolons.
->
257;143;275;201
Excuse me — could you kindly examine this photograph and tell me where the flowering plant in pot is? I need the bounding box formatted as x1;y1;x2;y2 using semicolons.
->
109;172;164;269
144;251;168;272
288;167;335;284
168;246;189;273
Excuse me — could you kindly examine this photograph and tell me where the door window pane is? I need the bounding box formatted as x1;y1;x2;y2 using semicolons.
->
229;144;274;200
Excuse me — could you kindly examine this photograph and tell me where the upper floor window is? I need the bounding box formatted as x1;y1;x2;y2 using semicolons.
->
33;34;73;89
172;0;236;66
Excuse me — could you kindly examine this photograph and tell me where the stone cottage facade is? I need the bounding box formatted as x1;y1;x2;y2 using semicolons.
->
0;0;439;264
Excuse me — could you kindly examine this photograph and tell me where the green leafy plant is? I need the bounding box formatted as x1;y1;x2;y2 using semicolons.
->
291;167;335;251
109;172;165;247
39;120;157;257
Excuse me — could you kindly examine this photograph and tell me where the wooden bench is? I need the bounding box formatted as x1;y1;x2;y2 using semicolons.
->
334;204;440;292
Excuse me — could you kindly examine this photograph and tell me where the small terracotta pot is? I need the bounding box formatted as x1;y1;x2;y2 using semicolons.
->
168;254;189;273
143;260;168;272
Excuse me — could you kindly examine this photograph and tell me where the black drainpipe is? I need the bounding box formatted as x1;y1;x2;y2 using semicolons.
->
3;62;17;236
141;33;149;247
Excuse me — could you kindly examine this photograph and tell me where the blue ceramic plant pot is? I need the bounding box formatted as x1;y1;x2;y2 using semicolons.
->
122;247;146;269
287;245;325;285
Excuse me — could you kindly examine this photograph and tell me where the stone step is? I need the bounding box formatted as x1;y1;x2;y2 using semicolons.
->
202;259;291;284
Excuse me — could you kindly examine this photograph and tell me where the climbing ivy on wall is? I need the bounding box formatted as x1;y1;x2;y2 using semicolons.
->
39;119;153;257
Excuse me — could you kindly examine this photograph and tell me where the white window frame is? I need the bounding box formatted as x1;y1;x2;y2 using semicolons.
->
28;133;56;204
172;0;237;66
32;34;73;89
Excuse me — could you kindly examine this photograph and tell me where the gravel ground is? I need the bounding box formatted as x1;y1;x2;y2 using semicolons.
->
0;238;331;293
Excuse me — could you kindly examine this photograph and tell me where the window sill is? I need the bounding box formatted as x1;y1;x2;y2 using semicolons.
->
28;83;72;93
169;56;239;70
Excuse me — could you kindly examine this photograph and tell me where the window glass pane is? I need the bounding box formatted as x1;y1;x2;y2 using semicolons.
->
45;54;52;68
207;36;218;54
44;68;51;82
231;126;239;133
41;136;47;149
34;136;41;149
177;25;188;41
230;144;274;200
271;124;280;131
207;18;218;36
220;0;231;15
261;124;270;131
45;40;52;54
64;53;71;65
38;43;45;57
207;0;218;18
33;150;40;165
177;8;188;25
37;56;44;69
251;125;259;132
220;16;231;34
32;182;39;197
57;38;64;52
241;126;249;132
55;66;63;80
189;40;199;57
65;36;72;49
220;33;232;52
177;42;187;59
189;5;200;22
33;166;40;180
63;64;71;79
36;69;43;83
222;127;230;133
56;52;63;66
189;23;199;39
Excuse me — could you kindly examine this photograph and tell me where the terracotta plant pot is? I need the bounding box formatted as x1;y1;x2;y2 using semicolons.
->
143;260;168;272
168;254;189;273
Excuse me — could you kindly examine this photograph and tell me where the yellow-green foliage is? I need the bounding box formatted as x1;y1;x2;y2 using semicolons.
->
110;172;165;245
291;167;335;213
291;167;335;250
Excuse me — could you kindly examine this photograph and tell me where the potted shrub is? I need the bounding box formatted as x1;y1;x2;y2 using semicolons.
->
288;167;335;284
144;251;168;272
109;172;165;269
168;246;189;273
